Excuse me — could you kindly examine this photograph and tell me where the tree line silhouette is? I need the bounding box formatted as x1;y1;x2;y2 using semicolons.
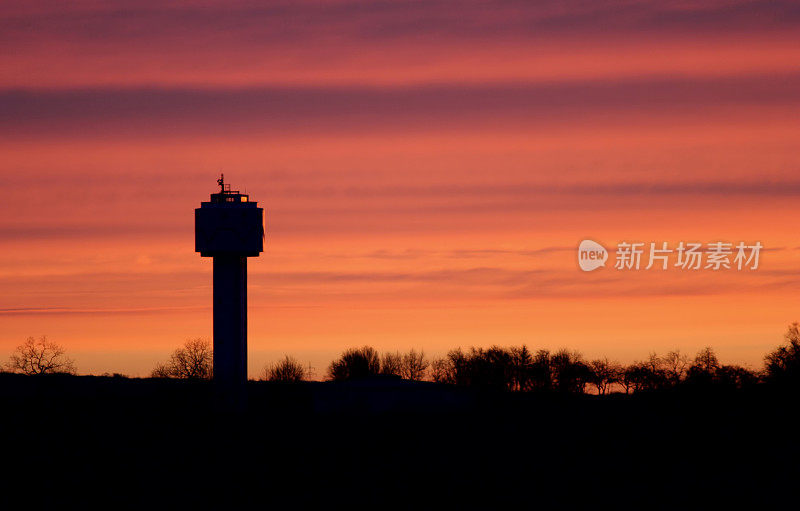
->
6;322;800;393
327;346;429;381
323;344;761;393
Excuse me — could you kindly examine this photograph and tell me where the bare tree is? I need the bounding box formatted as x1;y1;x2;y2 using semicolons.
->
662;349;689;385
693;346;720;373
510;345;533;391
429;349;472;384
263;356;306;382
644;352;663;373
380;351;403;376
401;349;429;381
429;347;500;388
685;346;721;385
637;352;669;390
530;349;553;391
624;360;666;392
170;338;213;379
588;358;621;395
430;357;451;383
151;362;172;378
151;338;213;379
551;349;590;393
619;365;637;394
6;336;76;375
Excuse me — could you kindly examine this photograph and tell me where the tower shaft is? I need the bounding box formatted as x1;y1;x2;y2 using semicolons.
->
212;255;247;387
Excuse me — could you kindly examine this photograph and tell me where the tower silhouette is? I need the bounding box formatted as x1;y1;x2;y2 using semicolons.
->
195;174;264;391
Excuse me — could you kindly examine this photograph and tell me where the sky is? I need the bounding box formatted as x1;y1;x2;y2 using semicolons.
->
1;0;800;377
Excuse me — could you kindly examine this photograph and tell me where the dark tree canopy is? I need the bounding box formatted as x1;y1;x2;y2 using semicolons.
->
763;322;800;385
327;346;381;381
429;346;592;392
327;347;430;381
588;358;621;395
263;356;307;382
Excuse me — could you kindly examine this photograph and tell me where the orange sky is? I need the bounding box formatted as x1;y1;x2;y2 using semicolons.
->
2;1;799;376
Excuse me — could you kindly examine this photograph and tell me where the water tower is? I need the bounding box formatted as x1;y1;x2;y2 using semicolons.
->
195;175;264;390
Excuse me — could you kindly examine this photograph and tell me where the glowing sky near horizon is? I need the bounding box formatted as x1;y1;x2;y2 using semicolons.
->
2;0;800;376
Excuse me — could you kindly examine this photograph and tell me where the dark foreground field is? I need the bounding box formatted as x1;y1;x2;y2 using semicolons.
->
1;373;797;509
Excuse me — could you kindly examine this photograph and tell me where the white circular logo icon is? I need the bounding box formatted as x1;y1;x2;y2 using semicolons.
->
578;239;608;272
